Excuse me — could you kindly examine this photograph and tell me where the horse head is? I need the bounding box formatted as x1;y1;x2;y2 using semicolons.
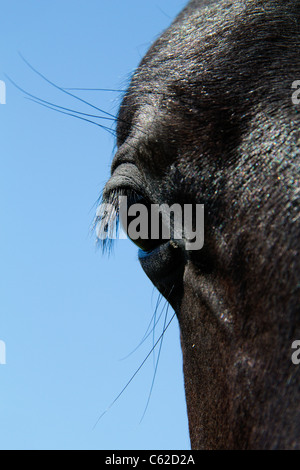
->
101;0;300;449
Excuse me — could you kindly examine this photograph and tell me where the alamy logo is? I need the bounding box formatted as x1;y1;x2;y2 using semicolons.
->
0;340;6;365
292;80;300;105
0;80;6;105
96;196;205;251
291;340;300;365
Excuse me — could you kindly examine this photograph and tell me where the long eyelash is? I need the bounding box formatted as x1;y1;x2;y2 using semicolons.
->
6;75;118;138
63;87;125;93
120;293;164;361
26;97;117;137
93;187;143;254
10;56;177;162
17;52;118;120
93;188;123;254
6;74;116;122
93;302;176;429
140;298;171;423
10;55;164;147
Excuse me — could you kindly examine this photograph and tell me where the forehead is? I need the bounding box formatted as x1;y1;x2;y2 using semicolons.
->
114;2;236;170
116;1;234;142
115;0;287;152
109;0;299;200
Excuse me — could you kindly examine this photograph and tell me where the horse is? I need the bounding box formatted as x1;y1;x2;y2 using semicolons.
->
100;0;300;449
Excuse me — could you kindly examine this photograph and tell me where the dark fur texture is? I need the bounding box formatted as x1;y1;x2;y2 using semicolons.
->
103;0;300;449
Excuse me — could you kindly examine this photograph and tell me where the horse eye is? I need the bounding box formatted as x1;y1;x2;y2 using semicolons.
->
119;192;165;252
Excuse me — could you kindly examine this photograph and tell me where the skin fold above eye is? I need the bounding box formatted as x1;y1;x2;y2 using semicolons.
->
103;163;146;200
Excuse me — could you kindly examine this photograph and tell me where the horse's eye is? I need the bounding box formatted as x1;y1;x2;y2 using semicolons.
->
119;192;165;253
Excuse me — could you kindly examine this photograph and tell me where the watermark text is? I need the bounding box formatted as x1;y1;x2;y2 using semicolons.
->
0;80;6;105
96;196;204;251
291;340;300;365
292;80;300;105
0;340;6;365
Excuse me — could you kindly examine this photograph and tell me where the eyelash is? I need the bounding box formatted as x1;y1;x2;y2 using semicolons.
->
94;187;141;253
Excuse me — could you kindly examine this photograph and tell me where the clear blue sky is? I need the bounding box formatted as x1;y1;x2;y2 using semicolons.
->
0;0;190;450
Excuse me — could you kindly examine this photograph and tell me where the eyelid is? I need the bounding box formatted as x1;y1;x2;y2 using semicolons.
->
103;163;146;201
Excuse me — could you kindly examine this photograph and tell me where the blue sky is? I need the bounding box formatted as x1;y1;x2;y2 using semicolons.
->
0;0;190;450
